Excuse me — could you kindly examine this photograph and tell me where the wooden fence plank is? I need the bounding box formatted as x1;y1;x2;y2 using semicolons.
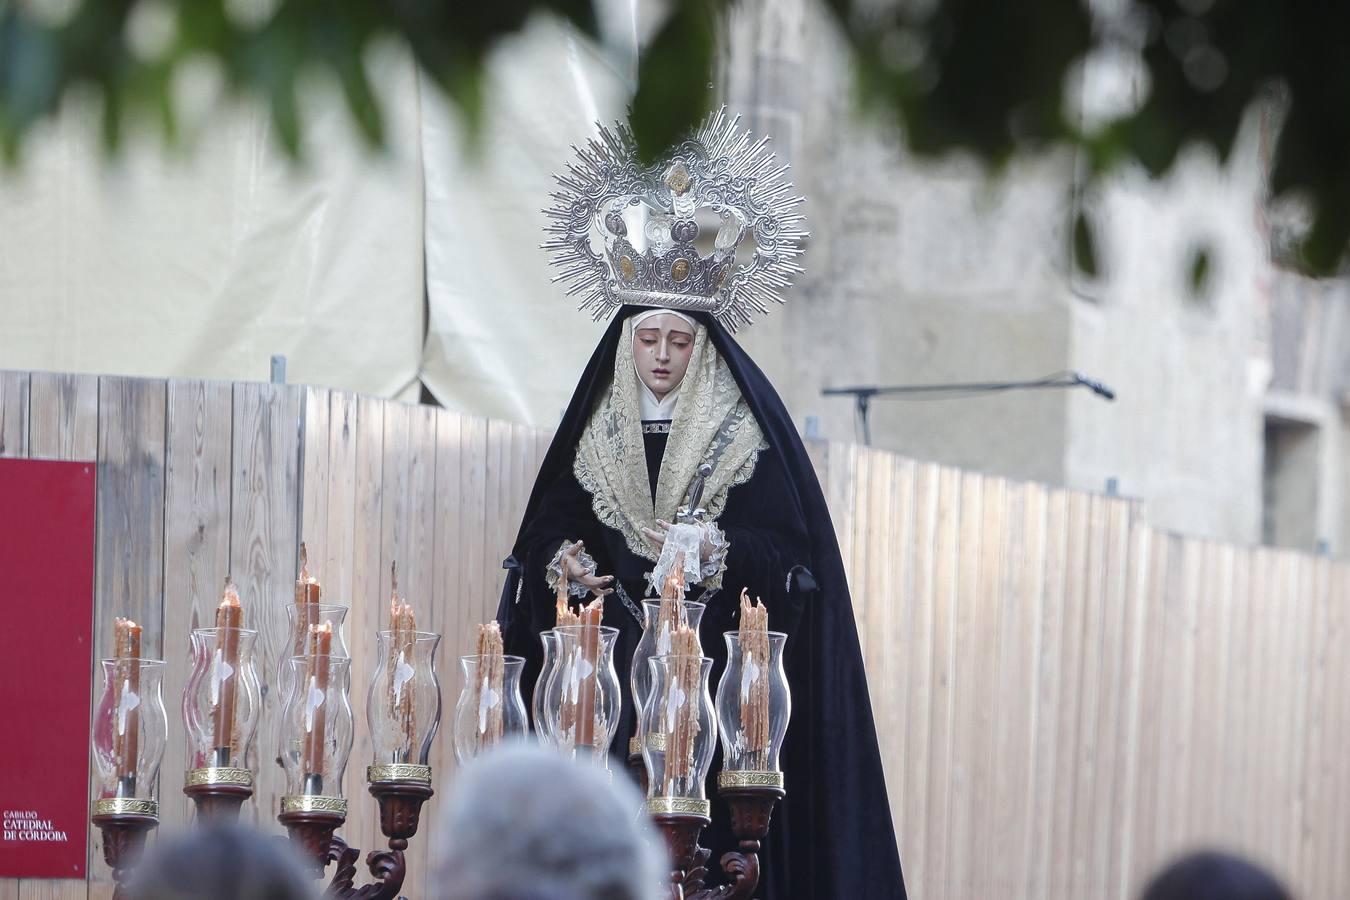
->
1297;557;1330;895
28;373;97;463
997;481;1044;900
345;395;385;862
1068;495;1108;898
1026;488;1068;898
1326;563;1350;896
1225;549;1256;856
80;377;169;900
429;409;464;798
944;471;983;900
849;448;873;660
967;476;1004;898
0;371;30;458
1187;542;1221;840
1278;553;1311;883
899;462;938;896
1248;549;1278;869
921;465;961;899
483;419;513;623
161;380;233;832
402;404;438;900
881;457;914;844
1046;491;1089;897
859;448;890;703
1112;517;1154;899
458;417;488;658
228;382;300;829
299;388;332;564
323;391;358;629
1086;499;1130;898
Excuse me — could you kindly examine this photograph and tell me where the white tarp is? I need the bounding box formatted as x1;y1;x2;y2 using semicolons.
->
418;16;632;425
0;44;426;400
0;12;641;418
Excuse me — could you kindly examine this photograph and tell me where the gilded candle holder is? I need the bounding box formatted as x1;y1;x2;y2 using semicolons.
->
540;625;621;768
366;628;443;854
90;657;168;900
639;653;716;893
182;626;261;820
277;654;353;875
452;653;526;765
640;655;717;819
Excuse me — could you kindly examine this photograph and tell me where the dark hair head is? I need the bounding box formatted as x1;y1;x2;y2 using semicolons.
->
1141;850;1291;900
128;822;318;900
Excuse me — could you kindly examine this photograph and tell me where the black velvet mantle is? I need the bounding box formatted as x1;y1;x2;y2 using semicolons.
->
495;307;906;899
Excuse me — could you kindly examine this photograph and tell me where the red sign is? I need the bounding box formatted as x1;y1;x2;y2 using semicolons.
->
0;458;96;878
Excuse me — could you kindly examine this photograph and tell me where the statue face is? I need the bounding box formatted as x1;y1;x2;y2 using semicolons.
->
632;314;695;401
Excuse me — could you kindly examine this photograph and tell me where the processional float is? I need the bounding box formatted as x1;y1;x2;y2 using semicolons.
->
91;105;803;900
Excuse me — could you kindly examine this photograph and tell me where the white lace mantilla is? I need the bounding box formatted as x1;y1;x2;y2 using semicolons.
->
574;317;765;590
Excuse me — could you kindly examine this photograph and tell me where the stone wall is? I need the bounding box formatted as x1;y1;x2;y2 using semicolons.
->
720;0;1346;550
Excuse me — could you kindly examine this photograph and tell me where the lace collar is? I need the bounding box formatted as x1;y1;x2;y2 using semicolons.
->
573;317;767;582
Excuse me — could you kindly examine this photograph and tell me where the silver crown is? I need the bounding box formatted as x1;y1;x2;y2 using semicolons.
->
542;108;808;332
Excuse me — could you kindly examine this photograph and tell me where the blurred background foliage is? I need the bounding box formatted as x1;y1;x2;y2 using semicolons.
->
1;0;1346;273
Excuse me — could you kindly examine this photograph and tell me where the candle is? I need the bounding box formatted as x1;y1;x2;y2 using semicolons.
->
113;617;142;795
473;622;505;753
738;589;771;770
556;594;579;628
657;551;689;654
302;621;333;792
661;550;687;602
664;624;702;796
388;562;418;763
211;577;243;766
293;542;321;659
574;597;603;752
555;558;570;617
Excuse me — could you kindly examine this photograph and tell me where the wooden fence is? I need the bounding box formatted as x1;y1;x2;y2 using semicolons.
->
0;370;1346;899
814;443;1350;900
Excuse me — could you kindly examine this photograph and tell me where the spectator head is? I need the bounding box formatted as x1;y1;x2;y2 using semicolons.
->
433;742;666;900
128;821;317;900
1141;850;1291;900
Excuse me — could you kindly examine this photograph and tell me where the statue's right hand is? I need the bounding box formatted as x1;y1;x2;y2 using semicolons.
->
562;541;614;595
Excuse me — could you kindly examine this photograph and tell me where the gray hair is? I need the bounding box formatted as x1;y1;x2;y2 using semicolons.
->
127;822;318;900
432;742;667;900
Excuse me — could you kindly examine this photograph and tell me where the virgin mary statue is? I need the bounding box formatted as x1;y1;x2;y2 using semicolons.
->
496;110;906;899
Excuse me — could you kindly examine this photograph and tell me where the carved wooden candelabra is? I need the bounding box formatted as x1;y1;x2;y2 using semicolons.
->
652;779;784;900
276;768;434;899
88;557;445;899
91;800;160;900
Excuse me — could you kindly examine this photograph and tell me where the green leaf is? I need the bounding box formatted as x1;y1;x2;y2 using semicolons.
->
629;0;717;165
1299;201;1350;277
1072;208;1099;279
1188;245;1212;297
336;54;383;147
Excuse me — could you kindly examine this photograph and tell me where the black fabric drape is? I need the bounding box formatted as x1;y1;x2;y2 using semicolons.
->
495;307;906;899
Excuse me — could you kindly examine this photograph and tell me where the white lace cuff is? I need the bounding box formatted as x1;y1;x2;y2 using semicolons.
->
698;521;728;585
545;540;596;599
646;522;731;594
